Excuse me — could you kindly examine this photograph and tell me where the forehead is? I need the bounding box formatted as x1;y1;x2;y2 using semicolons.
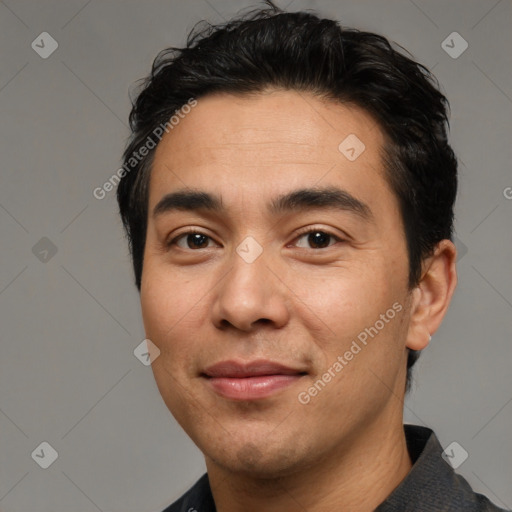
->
149;90;392;215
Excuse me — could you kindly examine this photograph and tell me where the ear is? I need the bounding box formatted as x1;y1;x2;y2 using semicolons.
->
406;239;458;351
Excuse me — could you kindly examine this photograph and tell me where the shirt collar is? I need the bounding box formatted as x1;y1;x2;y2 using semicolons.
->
376;424;503;511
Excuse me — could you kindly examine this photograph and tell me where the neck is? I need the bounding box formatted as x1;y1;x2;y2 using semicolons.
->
206;413;412;512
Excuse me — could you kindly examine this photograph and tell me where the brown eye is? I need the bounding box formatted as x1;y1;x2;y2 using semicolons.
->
295;230;341;249
171;232;214;250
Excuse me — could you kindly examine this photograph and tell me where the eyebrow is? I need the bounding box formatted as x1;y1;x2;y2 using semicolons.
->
152;186;373;222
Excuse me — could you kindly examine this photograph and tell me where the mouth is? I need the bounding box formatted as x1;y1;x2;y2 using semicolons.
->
201;360;308;401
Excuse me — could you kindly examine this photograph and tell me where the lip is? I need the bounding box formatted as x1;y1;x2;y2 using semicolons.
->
202;360;306;400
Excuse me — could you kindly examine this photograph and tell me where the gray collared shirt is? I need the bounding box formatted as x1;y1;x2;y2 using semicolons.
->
162;425;509;511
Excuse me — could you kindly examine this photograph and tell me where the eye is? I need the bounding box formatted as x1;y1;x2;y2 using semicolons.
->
167;228;344;251
169;230;216;250
294;229;343;249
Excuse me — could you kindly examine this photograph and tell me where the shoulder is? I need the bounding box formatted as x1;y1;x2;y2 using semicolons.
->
377;425;509;512
160;473;215;512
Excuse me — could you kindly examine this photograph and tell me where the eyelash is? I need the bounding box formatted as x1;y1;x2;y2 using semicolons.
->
293;226;345;248
167;227;345;250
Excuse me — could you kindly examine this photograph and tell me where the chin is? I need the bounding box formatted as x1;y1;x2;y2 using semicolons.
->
203;434;308;479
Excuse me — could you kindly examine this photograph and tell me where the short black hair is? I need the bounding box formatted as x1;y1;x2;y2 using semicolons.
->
117;1;458;392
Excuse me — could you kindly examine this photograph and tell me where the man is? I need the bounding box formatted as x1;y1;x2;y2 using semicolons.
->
117;2;507;511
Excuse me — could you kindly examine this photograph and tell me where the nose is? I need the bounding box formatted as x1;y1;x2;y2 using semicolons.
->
211;246;290;332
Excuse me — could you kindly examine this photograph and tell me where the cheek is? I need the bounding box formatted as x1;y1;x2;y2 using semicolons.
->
140;272;191;377
140;262;220;378
141;263;198;337
293;264;392;330
300;264;407;372
140;270;200;413
140;281;172;343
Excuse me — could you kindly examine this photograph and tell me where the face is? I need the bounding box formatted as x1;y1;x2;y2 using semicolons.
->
141;90;416;477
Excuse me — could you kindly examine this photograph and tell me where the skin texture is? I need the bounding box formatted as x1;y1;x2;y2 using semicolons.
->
140;90;457;511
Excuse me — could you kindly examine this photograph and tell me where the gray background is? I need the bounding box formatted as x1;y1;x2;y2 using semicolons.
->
0;0;511;511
